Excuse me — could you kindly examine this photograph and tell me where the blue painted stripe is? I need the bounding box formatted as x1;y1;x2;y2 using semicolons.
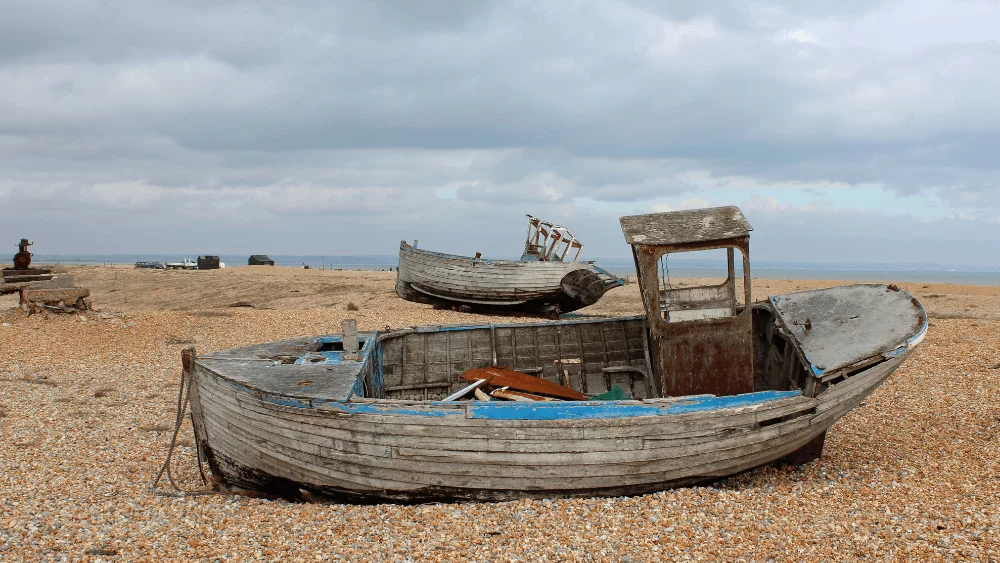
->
468;391;800;420
296;391;801;420
313;401;463;417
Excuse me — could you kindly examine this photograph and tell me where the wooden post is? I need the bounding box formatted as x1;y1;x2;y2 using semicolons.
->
727;247;736;314
182;347;197;375
545;232;561;260
560;237;573;261
342;319;359;361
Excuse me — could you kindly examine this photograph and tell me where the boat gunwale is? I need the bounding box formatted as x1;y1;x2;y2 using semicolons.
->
193;361;812;421
399;240;596;270
191;290;926;422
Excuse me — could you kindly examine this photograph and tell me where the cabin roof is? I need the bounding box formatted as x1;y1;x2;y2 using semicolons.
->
619;206;752;246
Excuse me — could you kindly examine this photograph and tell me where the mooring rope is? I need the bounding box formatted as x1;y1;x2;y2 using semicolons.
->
151;351;219;498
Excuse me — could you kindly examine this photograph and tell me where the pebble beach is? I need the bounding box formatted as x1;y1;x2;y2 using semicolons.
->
1;266;998;562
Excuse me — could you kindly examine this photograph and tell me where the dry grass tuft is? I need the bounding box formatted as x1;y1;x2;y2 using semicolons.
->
346;302;360;311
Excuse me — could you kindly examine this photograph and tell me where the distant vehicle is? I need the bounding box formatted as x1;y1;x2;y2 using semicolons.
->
165;258;197;270
134;261;166;269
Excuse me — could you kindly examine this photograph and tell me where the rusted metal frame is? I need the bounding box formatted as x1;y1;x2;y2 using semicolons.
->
636;237;750;337
634;237;752;398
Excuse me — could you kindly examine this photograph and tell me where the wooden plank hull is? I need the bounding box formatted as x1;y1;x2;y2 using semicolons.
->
189;350;907;502
395;241;621;316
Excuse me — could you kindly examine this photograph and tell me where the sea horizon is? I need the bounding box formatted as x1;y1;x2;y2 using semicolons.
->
27;253;1000;286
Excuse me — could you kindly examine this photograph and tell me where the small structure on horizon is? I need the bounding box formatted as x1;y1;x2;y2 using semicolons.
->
198;256;221;270
248;255;274;266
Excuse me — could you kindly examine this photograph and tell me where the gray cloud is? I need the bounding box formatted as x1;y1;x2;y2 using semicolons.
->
1;0;998;266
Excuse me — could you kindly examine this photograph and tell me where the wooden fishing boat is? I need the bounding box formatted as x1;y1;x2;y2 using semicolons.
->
395;215;624;316
182;206;927;502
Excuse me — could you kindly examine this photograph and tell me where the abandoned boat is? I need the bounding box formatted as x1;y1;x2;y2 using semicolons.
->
182;206;927;502
395;215;624;317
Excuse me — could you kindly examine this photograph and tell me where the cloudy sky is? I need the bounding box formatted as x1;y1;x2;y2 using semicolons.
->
2;0;999;267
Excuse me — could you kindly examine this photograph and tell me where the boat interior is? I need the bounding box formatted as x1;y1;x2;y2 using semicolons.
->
370;307;813;401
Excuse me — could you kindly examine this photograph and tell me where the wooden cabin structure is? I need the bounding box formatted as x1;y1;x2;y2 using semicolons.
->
621;206;754;397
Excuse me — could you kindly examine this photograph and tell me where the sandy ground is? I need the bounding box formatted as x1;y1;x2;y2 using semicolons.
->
1;265;998;561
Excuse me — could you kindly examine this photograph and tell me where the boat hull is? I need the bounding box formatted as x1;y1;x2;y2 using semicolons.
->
187;283;926;502
188;352;906;502
395;241;621;316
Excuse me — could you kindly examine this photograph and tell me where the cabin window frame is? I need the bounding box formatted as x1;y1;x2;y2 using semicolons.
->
635;240;752;333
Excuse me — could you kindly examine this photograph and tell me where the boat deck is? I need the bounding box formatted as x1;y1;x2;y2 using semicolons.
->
197;333;378;403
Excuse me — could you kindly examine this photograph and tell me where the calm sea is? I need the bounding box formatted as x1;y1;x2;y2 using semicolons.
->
29;254;1000;286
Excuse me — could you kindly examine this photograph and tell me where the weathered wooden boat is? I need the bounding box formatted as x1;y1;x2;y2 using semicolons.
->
183;206;927;502
395;215;624;317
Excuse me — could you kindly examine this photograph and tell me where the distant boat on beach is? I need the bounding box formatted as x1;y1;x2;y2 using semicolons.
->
395;215;624;317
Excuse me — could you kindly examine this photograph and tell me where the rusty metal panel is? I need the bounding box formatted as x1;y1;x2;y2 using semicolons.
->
620;206;752;246
633;239;754;398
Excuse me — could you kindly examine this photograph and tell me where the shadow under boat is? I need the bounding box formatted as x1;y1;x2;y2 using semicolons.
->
182;206;927;502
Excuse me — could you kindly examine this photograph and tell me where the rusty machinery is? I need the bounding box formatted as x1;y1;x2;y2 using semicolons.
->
13;238;33;270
